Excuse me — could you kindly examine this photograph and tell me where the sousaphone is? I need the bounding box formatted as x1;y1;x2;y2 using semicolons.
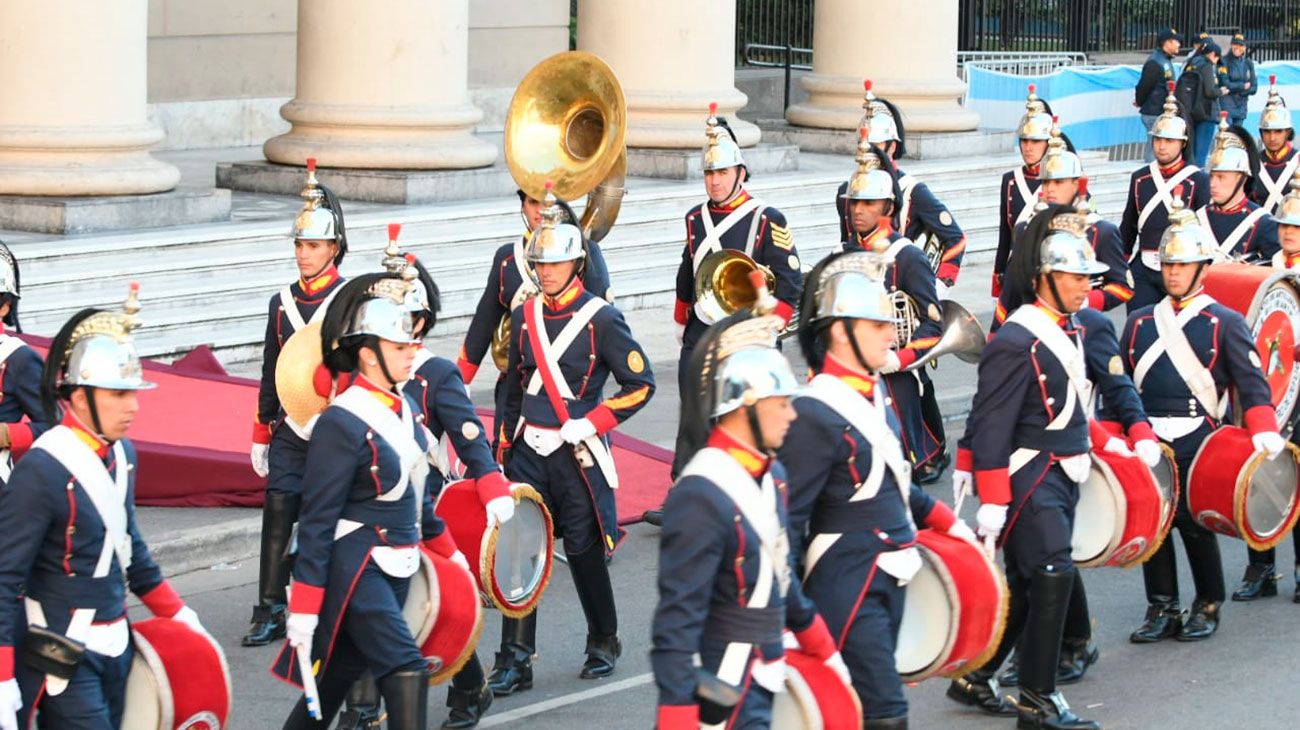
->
490;51;628;370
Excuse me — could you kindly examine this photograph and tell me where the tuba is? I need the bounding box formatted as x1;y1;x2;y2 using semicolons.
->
901;299;986;372
490;50;628;370
694;250;777;326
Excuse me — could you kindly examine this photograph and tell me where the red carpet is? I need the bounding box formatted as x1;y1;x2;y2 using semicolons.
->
17;336;672;522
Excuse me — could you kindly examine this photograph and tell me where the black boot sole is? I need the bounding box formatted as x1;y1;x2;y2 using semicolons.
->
487;678;532;697
945;683;1017;716
240;622;286;647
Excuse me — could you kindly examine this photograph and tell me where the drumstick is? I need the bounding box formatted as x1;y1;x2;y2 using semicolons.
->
296;644;323;720
982;534;997;559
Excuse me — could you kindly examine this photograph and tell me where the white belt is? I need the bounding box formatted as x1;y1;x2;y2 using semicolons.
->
876;547;922;585
1058;453;1092;483
370;545;420;578
0;448;11;482
523;424;565;457
1150;416;1204;442
24;598;129;659
1141;250;1161;271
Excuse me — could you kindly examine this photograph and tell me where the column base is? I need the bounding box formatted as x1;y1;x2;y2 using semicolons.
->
0;152;180;197
758;120;1017;160
626;144;798;180
623;89;761;149
785;74;980;133
0;188;231;234
216;160;516;205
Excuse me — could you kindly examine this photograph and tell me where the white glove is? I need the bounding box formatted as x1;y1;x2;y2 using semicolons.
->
1103;437;1134;458
947;519;978;543
1253;431;1286;460
484;495;516;526
250;442;270;478
450;550;471;572
675;322;686;346
171;605;208;637
934;280;951;301
286;612;318;652
559;417;597;445
951;470;973;505
1134;439;1163;468
879;350;902;375
824;651;852;686
0;679;20;730
976;504;1008;542
781;629;799;651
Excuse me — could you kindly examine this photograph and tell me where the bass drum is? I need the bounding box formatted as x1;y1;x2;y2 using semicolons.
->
1095;420;1178;539
121;617;232;730
1073;447;1168;568
1202;263;1300;432
404;547;485;684
1187;425;1300;550
769;648;863;730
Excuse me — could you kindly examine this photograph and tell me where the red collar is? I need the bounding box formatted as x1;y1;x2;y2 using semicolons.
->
707;426;770;479
1158;159;1186;177
1214;194;1248;214
1033;298;1069;326
354;375;402;414
822;352;877;397
1267;143;1293;163
543;277;584;310
1170;286;1206;312
1024;163;1040;177
1286;251;1300;269
301;265;339;295
709;189;752;213
854;220;894;252
61;411;110;459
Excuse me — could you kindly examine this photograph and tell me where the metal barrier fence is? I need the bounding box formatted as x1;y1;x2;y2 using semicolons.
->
735;0;815;67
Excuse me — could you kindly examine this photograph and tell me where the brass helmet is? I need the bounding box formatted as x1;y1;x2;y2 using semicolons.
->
1260;74;1294;132
809;252;894;324
524;182;586;265
58;283;156;391
859;80;901;146
290;158;348;265
1207;113;1256;176
1039;119;1084;181
1275;169;1300;227
840;128;896;203
1158;191;1216;263
1041;211;1108;276
1017;84;1054;141
702;103;745;172
1150;81;1190;141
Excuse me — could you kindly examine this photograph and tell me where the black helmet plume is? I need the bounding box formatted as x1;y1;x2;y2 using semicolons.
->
39;308;101;423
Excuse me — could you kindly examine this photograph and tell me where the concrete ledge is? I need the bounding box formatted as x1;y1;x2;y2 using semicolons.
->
756;120;1019;160
149;515;262;578
216;159;517;204
626;143;799;180
0;188;232;235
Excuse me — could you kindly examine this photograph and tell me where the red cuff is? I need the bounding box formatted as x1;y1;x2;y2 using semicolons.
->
1086;289;1106;310
673;299;690;326
288;581;325;615
975;468;1011;505
991;277;1003;298
422;530;457;559
956;447;973;473
657;705;700;729
1127;421;1157;445
1244;404;1280;436
1088;419;1113;450
774;300;795;326
474;471;511;506
937;262;960;284
138;581;184;618
456;357;479;385
252;421;271;445
587;404;619;435
924;499;958;532
795;614;837;661
895;348;919;369
6;423;32;459
0;646;12;682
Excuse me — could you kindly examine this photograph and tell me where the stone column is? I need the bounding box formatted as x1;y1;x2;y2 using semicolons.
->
264;0;495;169
785;0;979;132
577;0;759;148
0;0;178;195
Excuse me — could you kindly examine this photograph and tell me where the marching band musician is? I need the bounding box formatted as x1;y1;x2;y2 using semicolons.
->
0;240;49;486
0;286;211;729
455;189;611;420
839;138;947;483
659;104;801;496
1119;82;1210;311
781;251;973;729
1122;196;1285;644
652;290;848;730
493;187;654;690
243;160;349;648
1232;172;1300;603
994;85;1053;299
947;205;1157;729
1249;77;1297;215
1196;114;1280;263
272;270;465;729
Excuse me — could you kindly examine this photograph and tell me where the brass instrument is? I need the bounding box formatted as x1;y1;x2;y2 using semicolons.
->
490;50;629;371
901;300;986;372
889;290;921;349
916;232;944;275
694;249;777;325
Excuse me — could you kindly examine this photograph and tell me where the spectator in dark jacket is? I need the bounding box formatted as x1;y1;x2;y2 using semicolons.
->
1220;34;1257;127
1136;28;1183;161
1183;42;1227;165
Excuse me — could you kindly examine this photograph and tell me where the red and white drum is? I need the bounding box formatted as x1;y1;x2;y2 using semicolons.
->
404;547;484;685
1073;447;1169;568
434;480;554;617
121;617;232;730
1095;420;1180;539
1188;425;1300;550
894;529;1009;683
1202;263;1300;430
770;648;863;730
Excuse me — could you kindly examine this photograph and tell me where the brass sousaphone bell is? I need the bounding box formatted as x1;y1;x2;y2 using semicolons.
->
490;51;628;370
693;250;777;326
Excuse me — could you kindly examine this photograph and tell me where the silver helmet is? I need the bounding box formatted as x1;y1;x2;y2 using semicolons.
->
524;184;586;266
1017;84;1054;141
1207;114;1254;175
1039;121;1084;181
809;252;894;324
1151;82;1190;141
1158;195;1217;263
378;223;430;314
59;284;155;391
1041;212;1109;276
0;241;17;299
1260;75;1293;132
840;129;895;203
290;158;338;241
345;272;422;345
1276;169;1300;227
859;80;901;146
702;103;745;172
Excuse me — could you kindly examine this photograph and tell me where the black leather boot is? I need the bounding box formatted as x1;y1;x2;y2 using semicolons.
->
946;668;1016;716
1129;597;1183;643
1055;639;1099;685
379;668;430;730
580;634;621;680
642;507;664;527
997;650;1022;687
1176;599;1220;641
863;716;908;729
1014;687;1100;730
567;544;620;679
335;672;382;729
487;613;536;696
442;682;493;729
1294;567;1300;604
243;491;299;646
1231;563;1279;601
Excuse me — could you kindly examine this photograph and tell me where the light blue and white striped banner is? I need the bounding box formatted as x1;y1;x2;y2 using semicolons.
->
967;62;1300;150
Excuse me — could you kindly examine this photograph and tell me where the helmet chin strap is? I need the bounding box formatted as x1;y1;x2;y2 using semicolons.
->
366;338;403;391
713;167;745;206
1043;273;1071;314
744;403;774;456
82;386;107;441
843;321;878;376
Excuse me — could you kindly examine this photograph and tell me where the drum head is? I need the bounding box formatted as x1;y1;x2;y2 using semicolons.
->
895;553;955;677
1071;459;1123;566
1151;447;1179;531
404;552;438;644
122;653;166;730
492;494;550;605
1242;445;1300;543
1248;279;1300;431
770;666;822;730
